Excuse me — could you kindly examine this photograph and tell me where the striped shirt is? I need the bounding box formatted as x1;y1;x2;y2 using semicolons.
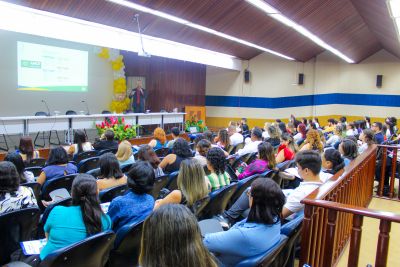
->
206;172;231;191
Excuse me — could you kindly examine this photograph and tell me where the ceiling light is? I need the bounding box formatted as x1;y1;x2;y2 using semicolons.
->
246;0;355;63
106;0;295;60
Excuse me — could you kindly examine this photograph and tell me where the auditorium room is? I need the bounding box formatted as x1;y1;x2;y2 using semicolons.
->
1;0;400;266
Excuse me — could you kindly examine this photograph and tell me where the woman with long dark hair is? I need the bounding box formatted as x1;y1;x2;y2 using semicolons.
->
97;153;127;191
215;129;230;150
206;147;231;191
138;145;164;177
17;136;39;164
320;149;345;182
339;139;358;166
4;152;34;183
68;129;93;155
159;138;193;173
40;174;111;260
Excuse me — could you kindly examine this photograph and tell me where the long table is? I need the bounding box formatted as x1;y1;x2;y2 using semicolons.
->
0;112;185;143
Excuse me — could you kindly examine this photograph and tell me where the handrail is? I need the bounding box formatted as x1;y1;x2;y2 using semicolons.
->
376;144;399;198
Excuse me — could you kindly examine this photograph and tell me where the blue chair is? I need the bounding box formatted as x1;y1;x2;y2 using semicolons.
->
77;157;100;173
39;231;115;267
25;166;42;177
228;174;260;206
25;157;47;168
120;163;133;173
150;174;170;199
235;235;288;267
276;160;294;171
280;212;304;267
154;147;170;158
73;150;98;164
41;174;77;201
166;171;179;190
86;167;100;177
99;184;129;203
108;220;145;267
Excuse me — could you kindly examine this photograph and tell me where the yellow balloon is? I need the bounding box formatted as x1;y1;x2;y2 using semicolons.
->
98;47;110;59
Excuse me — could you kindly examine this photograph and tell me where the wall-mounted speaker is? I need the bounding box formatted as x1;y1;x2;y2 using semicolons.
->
298;73;304;85
376;75;383;88
244;69;250;83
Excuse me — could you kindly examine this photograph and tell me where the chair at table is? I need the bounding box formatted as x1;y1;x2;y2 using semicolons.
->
73;150;98;164
0;208;41;265
99;184;129;203
33;111;60;148
77;157;100;173
39;231;115;267
25;166;43;177
108;220;144;267
25;157;46;168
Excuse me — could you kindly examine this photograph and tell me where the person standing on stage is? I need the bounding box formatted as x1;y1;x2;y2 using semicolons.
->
129;80;147;113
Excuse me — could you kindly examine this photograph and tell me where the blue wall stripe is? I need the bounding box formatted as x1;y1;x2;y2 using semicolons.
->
205;94;400;108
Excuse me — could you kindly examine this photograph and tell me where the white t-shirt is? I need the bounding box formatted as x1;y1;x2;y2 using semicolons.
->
293;132;303;142
237;140;262;157
73;142;93;155
262;131;270;139
230;132;244;146
283;181;323;213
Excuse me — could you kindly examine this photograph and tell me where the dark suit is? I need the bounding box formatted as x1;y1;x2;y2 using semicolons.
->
93;140;119;151
129;87;147;113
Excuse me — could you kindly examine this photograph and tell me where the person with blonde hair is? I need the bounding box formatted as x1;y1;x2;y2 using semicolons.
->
300;129;324;152
115;140;135;165
140;204;218;267
262;122;271;139
149;127;167;149
154;159;209;210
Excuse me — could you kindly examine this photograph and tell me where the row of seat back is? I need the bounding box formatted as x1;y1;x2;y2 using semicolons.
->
77;157;100;173
99;185;129;203
25;158;47;168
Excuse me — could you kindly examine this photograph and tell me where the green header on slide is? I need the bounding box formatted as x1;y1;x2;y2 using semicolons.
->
21;60;42;69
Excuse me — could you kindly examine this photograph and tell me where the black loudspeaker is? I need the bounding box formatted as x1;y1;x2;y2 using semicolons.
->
244;69;250;83
376;75;383;88
298;73;304;85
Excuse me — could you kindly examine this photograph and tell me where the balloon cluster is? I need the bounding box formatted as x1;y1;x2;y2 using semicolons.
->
96;47;129;113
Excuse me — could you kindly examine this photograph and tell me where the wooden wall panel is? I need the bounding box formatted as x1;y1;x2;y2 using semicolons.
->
122;51;206;112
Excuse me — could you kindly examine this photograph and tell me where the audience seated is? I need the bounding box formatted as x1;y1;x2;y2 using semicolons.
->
365;116;371;129
93;129;119;151
293;123;306;144
139;204;218;267
237;142;276;180
313;118;320;129
325;125;343;148
228;125;244;146
17;136;40;164
96;153;127;191
0;161;37;214
68;129;93;155
4;152;34;183
346;123;357;136
206;147;231;191
276;133;296;164
339;139;358;166
194;139;211;166
37;146;78;185
320;149;345;182
149;127;167;149
215;129;230;150
236;128;263;156
204;178;284;266
262;122;271;139
278;122;288;135
358;129;375;154
159;138;192;173
264;125;281;147
323;118;336;133
40;174;111;261
166;127;180;149
300;129;323;153
107;161;154;232
137;145;164;177
115;140;135;165
371;122;384;144
154;159;209;209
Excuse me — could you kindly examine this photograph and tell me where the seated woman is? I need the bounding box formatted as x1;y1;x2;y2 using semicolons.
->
96;153;127;191
339;139;359;166
293;123;307;144
194;139;211;166
107;161;155;232
215;129;230;150
4;152;35;183
264;125;280;147
262;122;271;139
37;147;78;185
17;136;40;164
40;174;112;261
276;133;297;164
159;138;193;174
154;159;209;210
358;128;375;154
206;147;231;191
325;125;343;148
0;161;37;214
68;129;93;156
320;149;345;182
346;123;357;137
137;145;164;177
148;127;167;150
115;140;135;165
300;129;324;153
204;178;285;266
237;142;276;180
140;204;218;267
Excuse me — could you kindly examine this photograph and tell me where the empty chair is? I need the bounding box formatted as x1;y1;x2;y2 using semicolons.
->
86;167;101;177
41;174;77;201
25;166;43;177
77;157;100;173
234;235;289;267
97;148;118;156
99;184;129;203
166;171;179;190
0;208;41;265
39;231;115;267
65;110;77;115
73;150;98;164
25;157;47;168
154;147;170;158
150;174;170;199
228;174;259;206
197;183;238;220
34;112;60;147
108;220;144;267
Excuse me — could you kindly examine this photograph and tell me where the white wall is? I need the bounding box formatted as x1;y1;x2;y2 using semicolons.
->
0;30;114;116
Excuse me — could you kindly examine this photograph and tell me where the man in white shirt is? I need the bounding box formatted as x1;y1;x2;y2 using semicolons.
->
228;126;244;147
236;128;263;157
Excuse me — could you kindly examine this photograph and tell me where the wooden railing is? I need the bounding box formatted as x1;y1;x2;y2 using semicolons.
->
299;145;377;267
376;144;400;199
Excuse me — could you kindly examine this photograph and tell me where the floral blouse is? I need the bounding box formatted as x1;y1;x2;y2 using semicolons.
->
0;186;38;214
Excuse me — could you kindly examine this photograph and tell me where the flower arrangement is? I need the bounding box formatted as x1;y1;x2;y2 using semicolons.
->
185;115;208;133
95;116;139;141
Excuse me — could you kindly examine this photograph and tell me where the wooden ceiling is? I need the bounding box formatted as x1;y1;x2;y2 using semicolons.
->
5;0;400;63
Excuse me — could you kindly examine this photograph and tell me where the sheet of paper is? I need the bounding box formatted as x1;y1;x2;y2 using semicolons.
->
20;239;47;255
